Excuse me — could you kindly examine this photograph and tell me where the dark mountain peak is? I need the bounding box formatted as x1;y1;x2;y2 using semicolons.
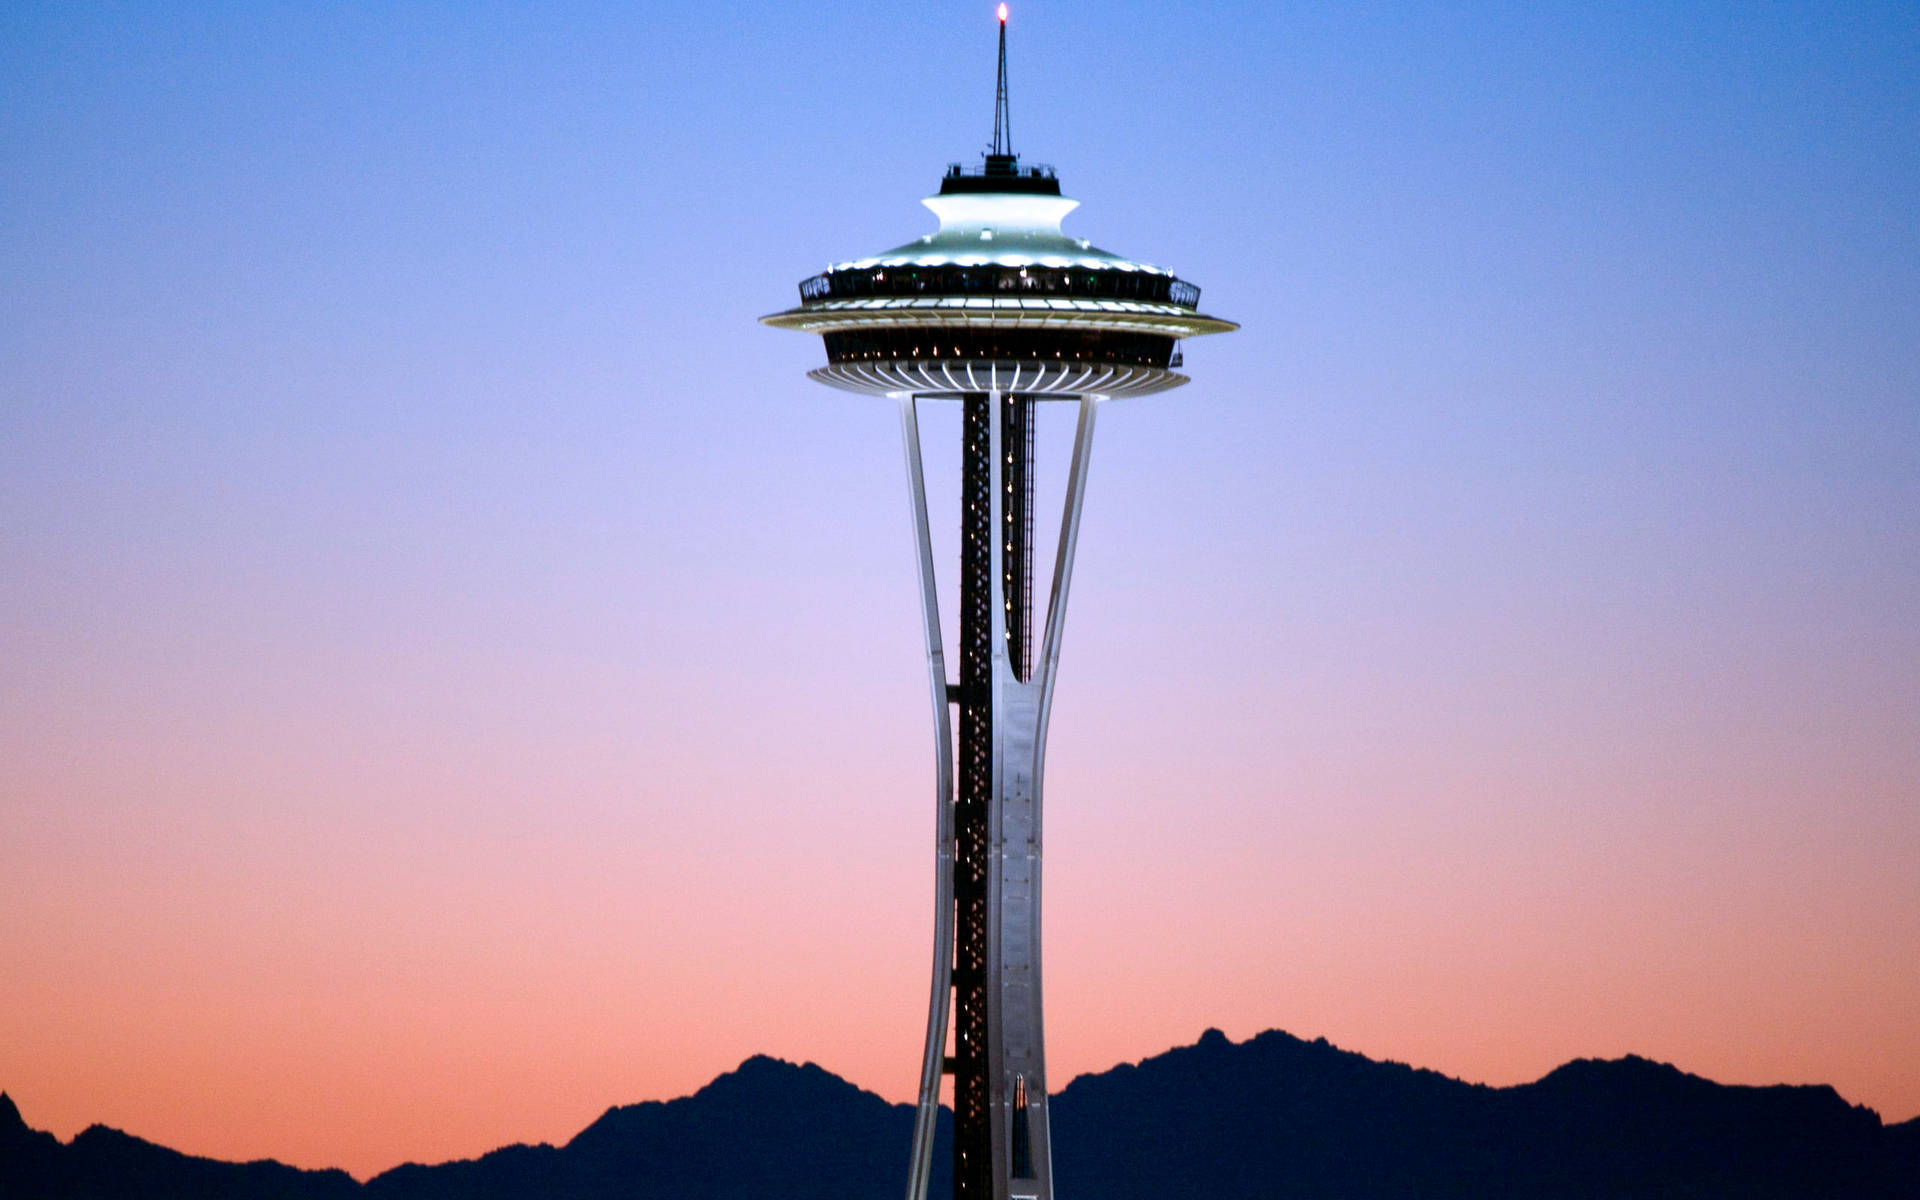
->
1532;1053;1867;1120
70;1121;127;1148
703;1052;826;1095
50;1121;361;1198
736;1052;796;1072
1543;1052;1682;1079
567;1053;904;1161
0;1091;58;1159
693;1053;877;1109
0;1095;62;1194
533;1055;922;1200
64;1121;209;1160
1195;1026;1230;1048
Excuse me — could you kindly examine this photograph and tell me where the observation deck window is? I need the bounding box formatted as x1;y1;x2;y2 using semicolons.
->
797;265;1202;309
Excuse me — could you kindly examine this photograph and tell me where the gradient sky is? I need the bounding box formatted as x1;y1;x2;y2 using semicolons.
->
3;0;1917;1182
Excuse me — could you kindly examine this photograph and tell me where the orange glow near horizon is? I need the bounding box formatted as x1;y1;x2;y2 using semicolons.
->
3;670;1916;1180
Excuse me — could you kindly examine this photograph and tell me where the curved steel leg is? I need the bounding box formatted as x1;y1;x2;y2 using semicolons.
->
901;396;955;1200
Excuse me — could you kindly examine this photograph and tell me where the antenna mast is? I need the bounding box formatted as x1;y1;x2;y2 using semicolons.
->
991;5;1012;158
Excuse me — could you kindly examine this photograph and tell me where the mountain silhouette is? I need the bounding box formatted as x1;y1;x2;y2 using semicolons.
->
4;1031;1915;1199
0;1088;360;1199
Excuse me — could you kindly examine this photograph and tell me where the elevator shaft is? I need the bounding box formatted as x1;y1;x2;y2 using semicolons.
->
954;391;1037;1200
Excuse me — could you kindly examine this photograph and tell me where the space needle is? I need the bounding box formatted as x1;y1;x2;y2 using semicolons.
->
762;10;1236;1200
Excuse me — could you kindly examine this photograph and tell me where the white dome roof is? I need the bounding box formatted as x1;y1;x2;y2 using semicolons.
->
827;191;1174;277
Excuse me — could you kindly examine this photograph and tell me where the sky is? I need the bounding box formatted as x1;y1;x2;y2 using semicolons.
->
3;0;1917;1183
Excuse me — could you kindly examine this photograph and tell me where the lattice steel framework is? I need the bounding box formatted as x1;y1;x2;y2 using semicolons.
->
954;392;995;1199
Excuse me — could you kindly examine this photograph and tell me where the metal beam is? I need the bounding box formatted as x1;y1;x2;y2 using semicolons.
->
901;396;955;1200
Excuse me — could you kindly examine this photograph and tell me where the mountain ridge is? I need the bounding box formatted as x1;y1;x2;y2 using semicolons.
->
4;1031;1915;1198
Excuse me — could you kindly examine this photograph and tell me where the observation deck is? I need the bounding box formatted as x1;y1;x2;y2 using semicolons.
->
762;161;1236;399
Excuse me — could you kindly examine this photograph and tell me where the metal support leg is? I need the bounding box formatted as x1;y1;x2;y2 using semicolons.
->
901;396;955;1200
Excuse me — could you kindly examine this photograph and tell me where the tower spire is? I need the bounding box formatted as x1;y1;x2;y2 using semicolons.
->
990;5;1012;161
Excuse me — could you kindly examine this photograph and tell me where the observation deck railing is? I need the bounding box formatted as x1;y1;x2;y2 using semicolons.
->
944;161;1057;181
799;264;1201;309
938;159;1063;196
